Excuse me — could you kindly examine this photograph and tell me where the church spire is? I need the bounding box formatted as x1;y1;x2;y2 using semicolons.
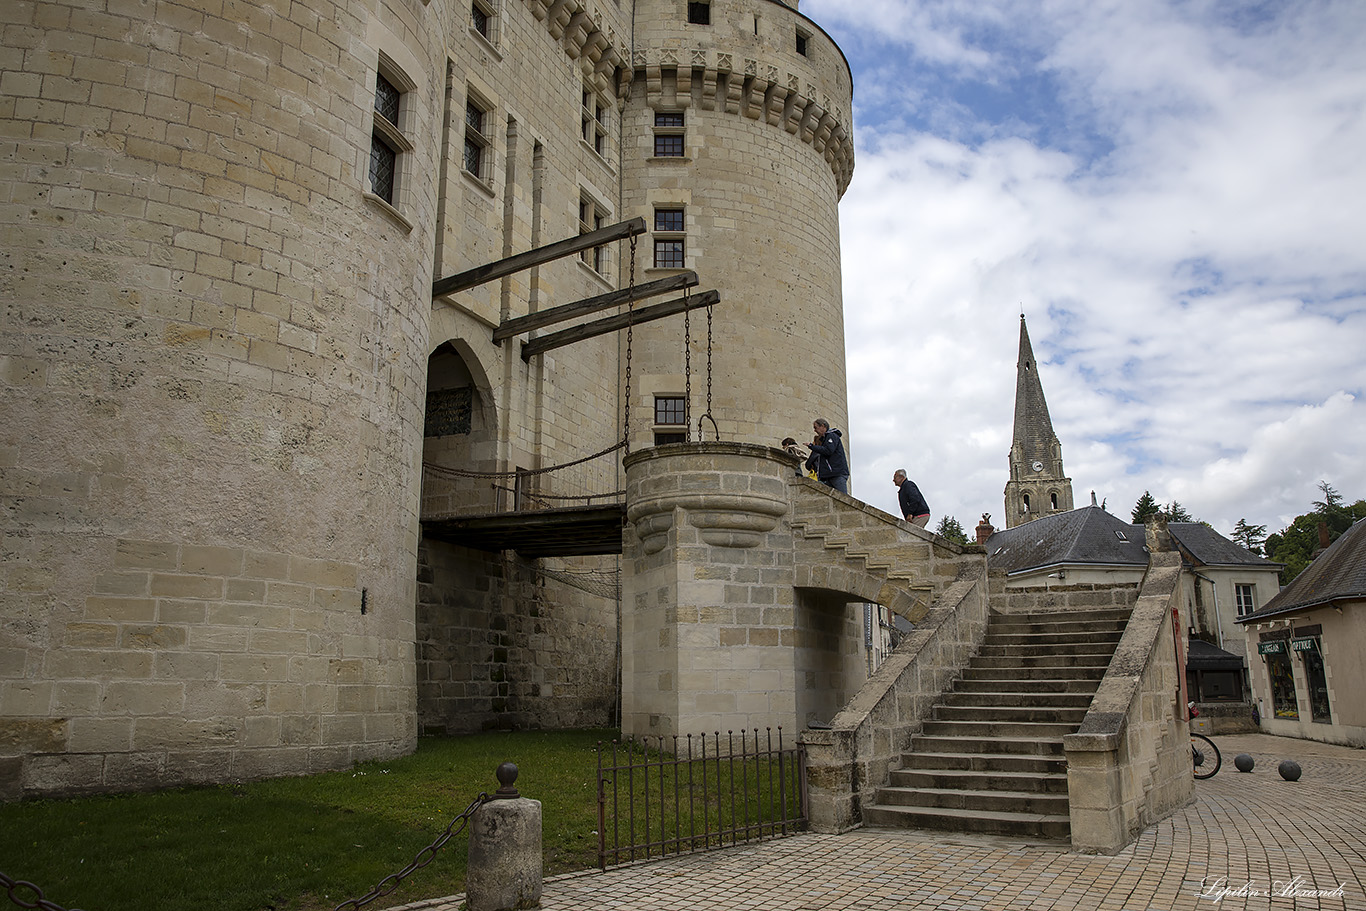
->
1004;316;1074;528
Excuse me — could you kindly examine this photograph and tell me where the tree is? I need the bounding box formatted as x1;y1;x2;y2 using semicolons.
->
1264;482;1366;584
1161;501;1194;523
1132;491;1160;523
1230;518;1267;555
936;515;968;545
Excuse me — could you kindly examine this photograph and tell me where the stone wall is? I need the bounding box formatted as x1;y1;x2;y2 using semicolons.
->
800;569;990;833
992;579;1141;614
1063;552;1194;853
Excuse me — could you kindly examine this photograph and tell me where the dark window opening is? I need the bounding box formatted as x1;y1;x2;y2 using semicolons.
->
369;138;397;202
687;2;710;25
464;99;488;178
796;31;808;56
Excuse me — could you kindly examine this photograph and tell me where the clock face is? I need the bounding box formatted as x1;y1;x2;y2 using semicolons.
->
1031;460;1044;472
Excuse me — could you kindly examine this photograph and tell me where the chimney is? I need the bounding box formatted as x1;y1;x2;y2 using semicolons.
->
1144;513;1171;553
976;513;995;545
1091;490;1098;507
1318;521;1331;550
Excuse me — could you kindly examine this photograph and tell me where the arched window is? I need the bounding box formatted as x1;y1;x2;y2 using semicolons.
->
1022;494;1031;513
1051;492;1058;510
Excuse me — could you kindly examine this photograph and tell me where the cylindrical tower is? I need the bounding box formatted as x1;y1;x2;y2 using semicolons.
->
0;0;453;796
620;0;854;452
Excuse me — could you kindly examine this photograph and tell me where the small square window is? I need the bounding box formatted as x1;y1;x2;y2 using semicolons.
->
655;208;684;232
654;238;685;269
656;112;684;128
655;396;686;425
654;134;684;157
374;74;400;125
369;138;397;202
687;2;710;25
654;431;688;446
653;110;685;158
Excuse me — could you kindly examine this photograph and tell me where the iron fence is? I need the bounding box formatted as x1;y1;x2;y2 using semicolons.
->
596;728;806;869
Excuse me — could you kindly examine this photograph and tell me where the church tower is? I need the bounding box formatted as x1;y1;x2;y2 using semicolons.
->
1004;316;1075;527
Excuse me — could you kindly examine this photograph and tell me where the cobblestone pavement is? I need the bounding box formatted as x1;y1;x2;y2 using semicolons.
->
402;733;1365;911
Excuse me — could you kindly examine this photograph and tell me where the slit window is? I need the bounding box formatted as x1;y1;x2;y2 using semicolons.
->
464;94;491;180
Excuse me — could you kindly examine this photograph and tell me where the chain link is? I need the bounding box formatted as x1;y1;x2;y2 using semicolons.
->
696;299;717;440
683;285;692;441
623;235;637;454
333;792;492;911
1;872;84;911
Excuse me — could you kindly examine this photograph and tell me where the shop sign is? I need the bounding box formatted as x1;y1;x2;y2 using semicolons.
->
1258;640;1285;655
1291;638;1318;653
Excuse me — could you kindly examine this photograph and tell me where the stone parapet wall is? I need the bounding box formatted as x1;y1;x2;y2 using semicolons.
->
992;581;1141;615
799;567;991;833
1063;552;1194;853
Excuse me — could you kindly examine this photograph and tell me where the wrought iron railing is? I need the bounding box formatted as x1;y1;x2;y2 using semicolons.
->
596;728;806;870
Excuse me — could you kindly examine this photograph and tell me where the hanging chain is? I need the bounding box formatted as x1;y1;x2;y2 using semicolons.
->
683;286;692;442
697;298;718;441
622;235;637;454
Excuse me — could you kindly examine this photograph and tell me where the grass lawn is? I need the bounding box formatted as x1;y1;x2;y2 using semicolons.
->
0;730;615;911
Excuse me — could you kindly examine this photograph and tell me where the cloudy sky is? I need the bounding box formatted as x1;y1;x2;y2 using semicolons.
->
802;0;1366;541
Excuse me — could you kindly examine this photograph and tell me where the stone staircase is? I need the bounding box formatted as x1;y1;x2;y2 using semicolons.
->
861;606;1132;840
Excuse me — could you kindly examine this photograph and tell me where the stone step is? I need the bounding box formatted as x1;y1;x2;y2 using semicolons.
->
933;704;1089;724
873;785;1071;816
953;675;1104;692
909;734;1065;756
977;642;1121;657
985;629;1125;645
970;653;1113;669
942;690;1095;708
920;719;1079;739
861;804;1071;840
896;750;1068;775
887;767;1069;793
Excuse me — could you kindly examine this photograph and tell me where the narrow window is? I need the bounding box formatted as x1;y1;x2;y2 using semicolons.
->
471;1;489;38
464;94;491;180
796;29;809;56
1235;584;1256;617
582;87;609;157
653;111;685;157
653;207;685;269
687;1;710;25
1022;493;1030;513
579;194;607;273
369;61;414;207
1050;492;1058;510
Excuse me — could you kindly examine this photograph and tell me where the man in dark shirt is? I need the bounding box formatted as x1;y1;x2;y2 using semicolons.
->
804;418;850;493
893;469;930;527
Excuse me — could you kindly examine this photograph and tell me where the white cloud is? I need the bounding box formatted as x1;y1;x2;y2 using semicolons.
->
806;0;1366;537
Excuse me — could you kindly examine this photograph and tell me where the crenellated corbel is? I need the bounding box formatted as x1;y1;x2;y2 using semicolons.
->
781;90;803;135
812;111;835;153
741;74;764;120
725;72;744;115
700;68;720;111
525;0;551;21
764;82;786;127
646;65;663;106
546;0;575;39
799;100;823;143
676;65;692;105
563;11;590;57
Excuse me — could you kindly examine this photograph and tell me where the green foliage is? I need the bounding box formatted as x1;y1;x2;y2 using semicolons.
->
1161;500;1195;523
1132;491;1160;523
935;515;968;545
1264;481;1366;584
1230;518;1268;555
0;730;614;911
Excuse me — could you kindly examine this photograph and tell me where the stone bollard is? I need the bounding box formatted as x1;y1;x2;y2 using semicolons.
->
466;763;542;911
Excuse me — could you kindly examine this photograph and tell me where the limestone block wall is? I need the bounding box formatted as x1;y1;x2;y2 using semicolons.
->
0;0;468;797
1064;552;1194;853
800;568;991;833
621;443;797;737
993;582;1142;615
415;540;617;735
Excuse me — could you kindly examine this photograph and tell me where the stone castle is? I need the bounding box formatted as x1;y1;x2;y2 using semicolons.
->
1;0;857;798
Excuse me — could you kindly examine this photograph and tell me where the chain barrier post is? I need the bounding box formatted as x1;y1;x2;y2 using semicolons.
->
466;763;542;911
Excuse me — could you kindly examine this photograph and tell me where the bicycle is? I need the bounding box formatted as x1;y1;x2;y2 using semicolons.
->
1191;731;1221;779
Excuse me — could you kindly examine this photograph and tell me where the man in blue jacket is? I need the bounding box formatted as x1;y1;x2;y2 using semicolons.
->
893;469;931;527
804;418;849;493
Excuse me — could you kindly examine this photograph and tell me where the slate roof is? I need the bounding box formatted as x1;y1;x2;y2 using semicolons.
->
1238;517;1366;621
1186;638;1245;671
1166;523;1280;569
986;506;1147;575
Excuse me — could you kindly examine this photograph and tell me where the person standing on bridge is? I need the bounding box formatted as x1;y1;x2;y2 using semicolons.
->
804;418;849;494
893;469;931;527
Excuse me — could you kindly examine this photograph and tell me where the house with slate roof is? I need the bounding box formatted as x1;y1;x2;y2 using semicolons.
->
1236;517;1366;746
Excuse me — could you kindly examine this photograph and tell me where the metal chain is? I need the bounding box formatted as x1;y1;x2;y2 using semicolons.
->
696;299;717;440
1;873;84;911
422;438;625;480
333;792;492;911
623;235;636;454
683;285;692;441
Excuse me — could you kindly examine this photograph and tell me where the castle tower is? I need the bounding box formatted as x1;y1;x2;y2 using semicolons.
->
621;0;854;452
1004;316;1074;527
